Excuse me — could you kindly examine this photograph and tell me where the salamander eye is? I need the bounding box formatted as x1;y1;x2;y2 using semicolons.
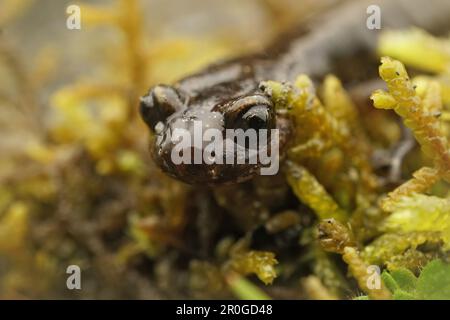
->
139;85;184;130
225;95;275;131
235;105;273;131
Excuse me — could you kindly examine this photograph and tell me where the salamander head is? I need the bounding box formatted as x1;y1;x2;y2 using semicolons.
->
139;84;280;184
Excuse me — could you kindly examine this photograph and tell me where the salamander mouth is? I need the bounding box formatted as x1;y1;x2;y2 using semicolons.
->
151;139;269;185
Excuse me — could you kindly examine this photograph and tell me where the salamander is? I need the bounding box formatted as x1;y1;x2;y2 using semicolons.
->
140;0;450;185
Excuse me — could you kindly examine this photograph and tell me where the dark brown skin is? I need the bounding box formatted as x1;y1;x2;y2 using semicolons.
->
139;60;283;184
140;0;450;185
